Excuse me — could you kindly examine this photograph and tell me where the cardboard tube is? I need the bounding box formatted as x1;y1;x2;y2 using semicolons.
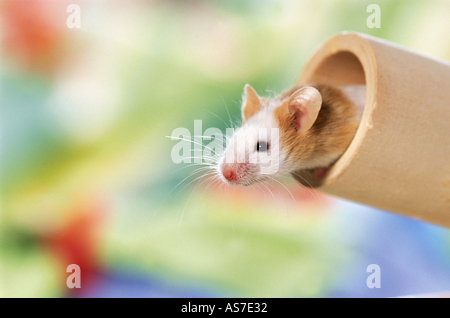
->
293;32;450;227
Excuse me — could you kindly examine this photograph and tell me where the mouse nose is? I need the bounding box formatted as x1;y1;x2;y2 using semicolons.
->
222;164;236;181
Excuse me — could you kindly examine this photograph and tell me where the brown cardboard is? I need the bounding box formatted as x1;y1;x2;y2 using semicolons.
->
292;32;450;227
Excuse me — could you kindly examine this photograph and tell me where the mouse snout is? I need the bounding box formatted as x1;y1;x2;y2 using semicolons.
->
222;165;236;181
221;162;248;184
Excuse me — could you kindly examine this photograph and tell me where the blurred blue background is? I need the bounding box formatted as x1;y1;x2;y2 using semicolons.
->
1;0;450;298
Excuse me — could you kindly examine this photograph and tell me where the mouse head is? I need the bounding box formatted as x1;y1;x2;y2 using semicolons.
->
218;84;323;186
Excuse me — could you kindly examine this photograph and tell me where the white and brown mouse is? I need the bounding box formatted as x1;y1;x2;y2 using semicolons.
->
218;83;365;186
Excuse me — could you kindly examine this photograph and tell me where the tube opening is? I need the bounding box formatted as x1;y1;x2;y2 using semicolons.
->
295;49;370;188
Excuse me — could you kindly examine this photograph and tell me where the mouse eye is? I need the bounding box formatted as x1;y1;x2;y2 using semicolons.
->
256;141;269;152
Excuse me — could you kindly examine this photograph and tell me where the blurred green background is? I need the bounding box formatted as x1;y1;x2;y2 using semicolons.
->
2;0;450;298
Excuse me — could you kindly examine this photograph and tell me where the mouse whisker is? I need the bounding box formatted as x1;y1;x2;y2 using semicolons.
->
262;176;295;218
169;166;214;198
177;172;214;233
267;176;296;204
216;89;234;126
203;109;233;130
166;135;218;155
150;164;216;220
290;171;324;205
170;161;215;171
197;173;222;202
177;156;217;164
254;183;268;199
258;181;275;200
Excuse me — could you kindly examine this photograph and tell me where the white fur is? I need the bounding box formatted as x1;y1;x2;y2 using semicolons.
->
339;84;366;122
219;103;290;185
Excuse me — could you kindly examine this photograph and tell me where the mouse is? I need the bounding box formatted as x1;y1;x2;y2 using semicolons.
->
217;83;365;186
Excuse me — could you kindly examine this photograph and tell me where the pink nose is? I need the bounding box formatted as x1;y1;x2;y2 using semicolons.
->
222;165;236;182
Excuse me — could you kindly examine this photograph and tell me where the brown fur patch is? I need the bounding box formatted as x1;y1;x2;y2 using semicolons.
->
274;84;360;168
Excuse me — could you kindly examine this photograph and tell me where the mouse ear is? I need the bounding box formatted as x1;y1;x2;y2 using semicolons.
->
242;84;263;122
287;86;322;133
